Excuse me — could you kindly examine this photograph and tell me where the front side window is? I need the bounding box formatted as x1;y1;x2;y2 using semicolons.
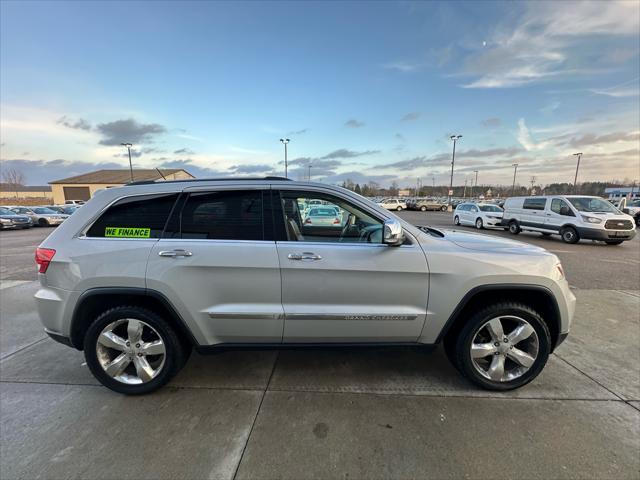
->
479;205;502;212
86;193;179;238
279;191;383;243
178;190;263;240
523;198;547;210
551;199;574;216
470;205;478;212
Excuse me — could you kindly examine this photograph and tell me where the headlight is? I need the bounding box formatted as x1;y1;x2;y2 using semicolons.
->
581;215;602;224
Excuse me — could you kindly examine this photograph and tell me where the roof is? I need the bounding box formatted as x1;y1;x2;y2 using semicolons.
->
127;176;290;186
49;169;191;185
0;183;52;192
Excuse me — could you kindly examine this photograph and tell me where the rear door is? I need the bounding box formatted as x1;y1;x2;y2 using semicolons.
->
274;188;429;343
146;187;283;346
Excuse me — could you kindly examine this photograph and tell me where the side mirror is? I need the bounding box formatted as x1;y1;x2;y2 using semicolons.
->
383;218;404;246
559;206;570;216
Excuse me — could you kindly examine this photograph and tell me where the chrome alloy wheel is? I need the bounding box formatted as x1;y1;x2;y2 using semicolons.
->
470;316;539;382
96;318;166;385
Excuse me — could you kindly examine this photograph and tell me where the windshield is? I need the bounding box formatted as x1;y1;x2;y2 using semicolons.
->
479;205;502;212
33;207;56;214
0;208;14;215
568;197;619;213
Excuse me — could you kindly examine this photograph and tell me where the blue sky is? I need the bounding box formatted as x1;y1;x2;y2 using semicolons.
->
1;0;639;187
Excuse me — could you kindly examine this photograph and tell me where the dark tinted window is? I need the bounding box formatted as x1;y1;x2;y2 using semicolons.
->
86;193;178;238
551;199;573;216
523;198;547;210
180;190;263;240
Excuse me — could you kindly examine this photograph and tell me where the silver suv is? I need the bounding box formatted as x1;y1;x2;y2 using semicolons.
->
35;178;575;394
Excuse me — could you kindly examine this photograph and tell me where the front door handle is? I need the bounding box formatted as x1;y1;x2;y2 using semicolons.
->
159;249;193;258
288;252;322;261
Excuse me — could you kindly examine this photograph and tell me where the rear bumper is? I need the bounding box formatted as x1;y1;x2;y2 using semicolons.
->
576;227;636;241
45;329;74;347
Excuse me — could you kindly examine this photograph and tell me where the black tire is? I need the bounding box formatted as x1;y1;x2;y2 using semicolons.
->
420;206;427;212
508;221;520;235
38;218;49;227
560;226;579;244
605;240;624;245
454;215;460;226
83;306;187;395
475;218;483;229
451;302;551;391
441;205;448;212
396;206;402;211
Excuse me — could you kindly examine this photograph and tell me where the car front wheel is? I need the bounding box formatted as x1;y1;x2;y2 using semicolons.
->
441;205;448;211
38;218;49;227
84;306;188;395
508;221;520;234
454;215;460;225
396;206;403;211
420;206;427;212
560;226;579;244
475;218;483;229
451;302;551;391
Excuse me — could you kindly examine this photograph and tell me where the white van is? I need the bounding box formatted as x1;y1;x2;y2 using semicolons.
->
502;195;636;245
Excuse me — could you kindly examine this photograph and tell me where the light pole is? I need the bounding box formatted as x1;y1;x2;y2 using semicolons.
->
432;176;435;196
308;164;312;181
511;163;519;196
473;170;478;198
573;153;582;194
280;138;290;178
448;134;462;208
121;143;133;182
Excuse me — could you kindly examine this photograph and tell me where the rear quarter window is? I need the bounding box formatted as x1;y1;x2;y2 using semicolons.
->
86;193;179;238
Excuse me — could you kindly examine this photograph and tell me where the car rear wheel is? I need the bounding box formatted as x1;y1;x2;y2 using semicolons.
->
454;215;460;225
84;306;188;395
420;206;427;212
396;206;403;211
451;302;551;390
441;205;448;211
475;218;483;229
560;226;579;244
508;221;520;234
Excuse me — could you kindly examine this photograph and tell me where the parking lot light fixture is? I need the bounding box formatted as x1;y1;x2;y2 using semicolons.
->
511;163;519;196
449;135;462;208
473;170;479;198
280;138;290;179
121;143;133;182
573;153;583;194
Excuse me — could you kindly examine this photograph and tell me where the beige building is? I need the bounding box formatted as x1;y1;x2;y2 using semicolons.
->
0;183;53;201
49;169;194;204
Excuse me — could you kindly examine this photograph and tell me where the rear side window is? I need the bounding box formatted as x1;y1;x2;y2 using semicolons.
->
523;198;547;210
86;193;179;238
179;190;264;240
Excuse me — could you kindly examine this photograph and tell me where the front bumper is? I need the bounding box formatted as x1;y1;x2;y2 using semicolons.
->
576;227;636;241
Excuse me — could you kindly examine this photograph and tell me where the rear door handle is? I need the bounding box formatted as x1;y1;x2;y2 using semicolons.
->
288;252;322;261
159;249;193;258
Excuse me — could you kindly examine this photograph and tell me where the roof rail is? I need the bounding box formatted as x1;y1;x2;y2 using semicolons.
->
126;176;293;186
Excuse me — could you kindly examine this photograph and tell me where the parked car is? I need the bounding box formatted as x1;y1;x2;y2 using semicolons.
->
502;196;636;245
0;207;33;229
64;200;85;205
9;206;69;227
35;178;575;395
304;206;343;226
454;203;504;229
616;198;640;226
414;198;448;212
47;205;80;215
378;198;407;211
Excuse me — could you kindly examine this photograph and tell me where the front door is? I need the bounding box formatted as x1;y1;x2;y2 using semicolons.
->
274;188;429;343
146;187;283;345
545;198;575;232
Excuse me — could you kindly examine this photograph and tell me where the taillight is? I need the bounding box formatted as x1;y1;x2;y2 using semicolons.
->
35;248;56;273
305;218;312;224
333;218;340;224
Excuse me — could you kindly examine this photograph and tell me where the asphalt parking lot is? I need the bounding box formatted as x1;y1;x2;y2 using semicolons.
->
1;215;639;479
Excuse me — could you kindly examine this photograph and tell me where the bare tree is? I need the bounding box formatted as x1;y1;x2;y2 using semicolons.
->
1;168;25;200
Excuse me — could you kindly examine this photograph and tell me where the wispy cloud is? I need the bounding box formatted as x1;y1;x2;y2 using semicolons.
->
400;112;421;122
590;78;640;98
56;116;92;131
344;119;365;128
517;118;549;151
461;1;640;89
96;118;167;146
320;148;380;160
480;117;501;127
382;61;423;73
